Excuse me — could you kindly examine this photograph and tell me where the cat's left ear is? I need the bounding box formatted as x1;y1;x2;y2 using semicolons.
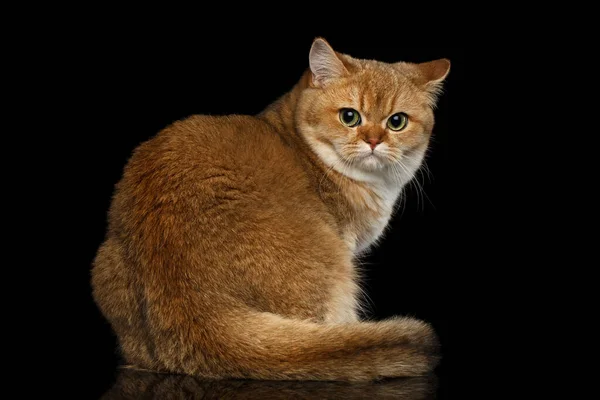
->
416;59;451;106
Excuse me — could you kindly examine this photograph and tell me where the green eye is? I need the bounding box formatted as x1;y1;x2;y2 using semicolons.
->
339;108;361;127
387;112;408;131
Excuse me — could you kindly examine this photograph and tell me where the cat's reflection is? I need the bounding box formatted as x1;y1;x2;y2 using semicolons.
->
101;368;438;399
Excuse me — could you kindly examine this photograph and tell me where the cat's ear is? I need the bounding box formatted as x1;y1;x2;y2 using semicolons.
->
309;38;349;87
415;58;451;106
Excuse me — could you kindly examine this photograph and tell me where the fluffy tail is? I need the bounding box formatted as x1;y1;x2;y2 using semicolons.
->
195;311;440;381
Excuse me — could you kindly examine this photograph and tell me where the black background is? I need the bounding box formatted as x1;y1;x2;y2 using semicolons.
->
61;27;464;398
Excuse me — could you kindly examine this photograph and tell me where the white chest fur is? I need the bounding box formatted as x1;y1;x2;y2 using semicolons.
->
353;183;403;254
346;154;424;255
304;133;425;254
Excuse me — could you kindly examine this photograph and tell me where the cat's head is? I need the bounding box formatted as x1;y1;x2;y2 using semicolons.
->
297;38;449;182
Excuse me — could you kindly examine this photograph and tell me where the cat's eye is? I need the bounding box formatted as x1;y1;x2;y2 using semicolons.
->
387;113;408;131
339;108;361;127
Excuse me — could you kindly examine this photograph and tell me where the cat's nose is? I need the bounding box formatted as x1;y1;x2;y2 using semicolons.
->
366;138;382;150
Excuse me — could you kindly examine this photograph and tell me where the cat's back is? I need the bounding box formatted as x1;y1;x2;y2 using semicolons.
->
130;114;294;175
110;114;322;234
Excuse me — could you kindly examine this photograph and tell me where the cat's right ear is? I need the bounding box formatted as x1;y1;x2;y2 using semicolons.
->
309;38;348;87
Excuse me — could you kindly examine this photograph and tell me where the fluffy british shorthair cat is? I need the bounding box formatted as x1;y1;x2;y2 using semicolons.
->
92;38;450;381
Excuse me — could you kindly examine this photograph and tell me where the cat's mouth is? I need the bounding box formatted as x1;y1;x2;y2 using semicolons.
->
350;151;388;171
330;141;391;172
358;148;388;161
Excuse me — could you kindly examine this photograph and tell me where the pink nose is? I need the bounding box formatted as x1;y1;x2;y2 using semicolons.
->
367;138;382;150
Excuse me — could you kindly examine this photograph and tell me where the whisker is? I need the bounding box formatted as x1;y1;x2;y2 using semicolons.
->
395;159;422;212
421;159;433;184
396;159;435;212
413;161;436;211
388;162;406;218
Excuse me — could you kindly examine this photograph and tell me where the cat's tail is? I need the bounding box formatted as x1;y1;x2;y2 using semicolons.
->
193;311;440;381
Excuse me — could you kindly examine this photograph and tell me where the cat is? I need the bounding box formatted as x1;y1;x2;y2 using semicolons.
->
92;38;450;381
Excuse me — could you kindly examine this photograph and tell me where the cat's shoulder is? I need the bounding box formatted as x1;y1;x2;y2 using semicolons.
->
164;114;277;137
133;113;291;169
148;114;279;150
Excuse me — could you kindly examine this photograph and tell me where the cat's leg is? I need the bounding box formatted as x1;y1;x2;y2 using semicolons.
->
92;237;155;368
323;271;361;323
322;232;362;323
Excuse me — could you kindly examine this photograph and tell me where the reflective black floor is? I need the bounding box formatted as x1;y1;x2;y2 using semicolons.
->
94;368;440;399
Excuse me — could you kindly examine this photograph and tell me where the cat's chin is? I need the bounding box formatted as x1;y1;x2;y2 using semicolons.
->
356;154;387;172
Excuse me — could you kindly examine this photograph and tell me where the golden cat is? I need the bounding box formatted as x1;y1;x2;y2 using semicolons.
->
92;38;450;381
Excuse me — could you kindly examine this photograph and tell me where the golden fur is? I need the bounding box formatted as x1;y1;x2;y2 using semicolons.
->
92;38;450;381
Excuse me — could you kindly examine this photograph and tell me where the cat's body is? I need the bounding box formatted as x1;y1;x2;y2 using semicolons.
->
92;39;450;381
